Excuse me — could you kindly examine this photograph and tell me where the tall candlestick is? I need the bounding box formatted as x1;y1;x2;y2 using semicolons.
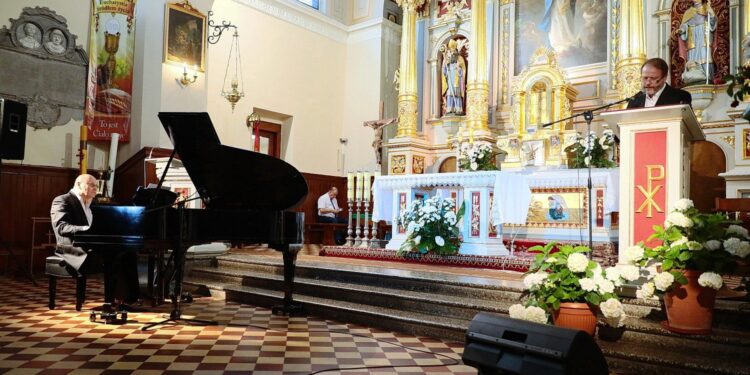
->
347;172;354;200
363;172;371;200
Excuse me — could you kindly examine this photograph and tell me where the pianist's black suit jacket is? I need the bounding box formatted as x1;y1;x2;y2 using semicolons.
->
626;84;692;109
50;191;91;272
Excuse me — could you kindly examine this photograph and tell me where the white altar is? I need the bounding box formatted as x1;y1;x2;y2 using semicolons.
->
372;171;531;256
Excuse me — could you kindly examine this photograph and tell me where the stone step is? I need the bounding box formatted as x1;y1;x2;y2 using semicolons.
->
213;254;525;301
190;267;511;321
184;277;470;342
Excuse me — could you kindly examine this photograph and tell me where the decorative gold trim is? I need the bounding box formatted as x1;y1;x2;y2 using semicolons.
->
743;129;750;160
506;187;589;229
721;135;736;148
390;154;407;174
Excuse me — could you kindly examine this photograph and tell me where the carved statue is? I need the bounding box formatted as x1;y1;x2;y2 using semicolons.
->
364;117;397;166
677;0;717;84
441;38;467;115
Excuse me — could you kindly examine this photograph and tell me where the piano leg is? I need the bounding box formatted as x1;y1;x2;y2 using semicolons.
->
271;244;304;316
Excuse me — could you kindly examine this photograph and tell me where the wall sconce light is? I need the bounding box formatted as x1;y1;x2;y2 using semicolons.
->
246;111;261;152
178;64;198;87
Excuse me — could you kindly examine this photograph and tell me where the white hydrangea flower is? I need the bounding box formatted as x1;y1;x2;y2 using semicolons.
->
637;282;657;300
623;245;645;264
670;236;688;248
407;222;418;234
704;240;721;251
524;306;548;324
727;224;750;239
673;198;694;211
687;241;703;251
579;278;597;292
567;253;589;273
666;212;693;228
599;298;625;321
508;304;526;320
723;238;750;258
470;162;478;171
653;272;675;291
584;156;591;166
597;278;615;294
613;265;640;282
435;235;445;246
698;272;723;290
523;272;548;290
604;267;621;282
414;235;421;245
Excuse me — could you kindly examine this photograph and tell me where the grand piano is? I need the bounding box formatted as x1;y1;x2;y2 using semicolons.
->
73;112;308;317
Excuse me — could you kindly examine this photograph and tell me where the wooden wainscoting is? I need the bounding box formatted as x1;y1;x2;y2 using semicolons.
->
0;164;78;271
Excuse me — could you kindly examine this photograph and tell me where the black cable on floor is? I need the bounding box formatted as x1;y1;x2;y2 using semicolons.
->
224;322;462;374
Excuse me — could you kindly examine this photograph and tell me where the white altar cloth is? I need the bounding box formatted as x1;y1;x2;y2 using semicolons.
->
372;171;531;225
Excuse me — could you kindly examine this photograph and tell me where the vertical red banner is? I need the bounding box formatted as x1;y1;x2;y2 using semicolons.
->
84;0;138;142
398;193;407;234
633;131;667;247
596;189;604;228
488;192;497;238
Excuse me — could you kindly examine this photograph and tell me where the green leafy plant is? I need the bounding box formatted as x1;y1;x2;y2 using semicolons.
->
396;196;465;256
509;243;628;327
458;142;499;171
725;64;750;108
623;199;746;299
565;130;616;168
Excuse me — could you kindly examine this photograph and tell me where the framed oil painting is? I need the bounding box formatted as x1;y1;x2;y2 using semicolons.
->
514;0;607;73
164;1;206;71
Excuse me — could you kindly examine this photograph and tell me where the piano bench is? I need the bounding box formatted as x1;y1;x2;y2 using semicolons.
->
45;255;87;311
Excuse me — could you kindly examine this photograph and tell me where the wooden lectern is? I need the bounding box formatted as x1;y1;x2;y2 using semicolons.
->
601;104;704;263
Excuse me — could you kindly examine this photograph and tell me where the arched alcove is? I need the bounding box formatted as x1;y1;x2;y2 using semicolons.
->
690;140;727;211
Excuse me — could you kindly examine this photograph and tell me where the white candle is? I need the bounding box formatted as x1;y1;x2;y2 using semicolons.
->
347;172;354;200
363;172;371;200
356;172;363;200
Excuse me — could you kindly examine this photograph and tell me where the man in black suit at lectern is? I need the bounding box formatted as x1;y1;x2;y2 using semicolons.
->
627;57;692;109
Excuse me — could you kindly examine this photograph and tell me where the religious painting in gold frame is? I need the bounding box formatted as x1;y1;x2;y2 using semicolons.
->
512;187;588;228
164;1;206;71
743;128;750;160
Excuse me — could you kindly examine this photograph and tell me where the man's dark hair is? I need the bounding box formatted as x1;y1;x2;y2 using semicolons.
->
641;57;669;78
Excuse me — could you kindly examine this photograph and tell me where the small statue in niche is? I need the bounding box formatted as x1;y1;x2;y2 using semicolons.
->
441;38;467;116
677;0;717;85
17;22;41;49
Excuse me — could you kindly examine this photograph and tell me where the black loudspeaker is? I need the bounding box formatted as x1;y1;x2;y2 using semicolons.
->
0;98;28;160
462;312;608;375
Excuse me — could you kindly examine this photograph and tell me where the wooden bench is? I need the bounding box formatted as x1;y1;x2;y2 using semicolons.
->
304;223;348;245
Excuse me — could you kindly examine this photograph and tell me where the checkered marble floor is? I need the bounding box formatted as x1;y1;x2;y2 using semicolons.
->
0;276;477;374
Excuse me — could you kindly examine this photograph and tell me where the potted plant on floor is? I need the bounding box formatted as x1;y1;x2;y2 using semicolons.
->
396;196;465;256
625;199;747;334
508;243;634;335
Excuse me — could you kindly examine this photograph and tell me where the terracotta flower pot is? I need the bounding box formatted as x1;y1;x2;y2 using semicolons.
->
662;270;716;335
553;302;597;336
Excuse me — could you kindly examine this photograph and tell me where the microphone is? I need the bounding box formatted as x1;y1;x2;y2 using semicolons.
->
628;90;646;102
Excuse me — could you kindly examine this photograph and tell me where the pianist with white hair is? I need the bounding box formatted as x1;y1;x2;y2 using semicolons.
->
50;174;140;304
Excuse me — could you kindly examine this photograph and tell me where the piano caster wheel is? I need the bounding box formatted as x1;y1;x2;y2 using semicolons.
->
89;312;96;322
180;293;193;303
121;312;128;322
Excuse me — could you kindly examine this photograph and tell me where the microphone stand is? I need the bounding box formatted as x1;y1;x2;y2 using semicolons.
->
539;95;636;254
141;195;217;331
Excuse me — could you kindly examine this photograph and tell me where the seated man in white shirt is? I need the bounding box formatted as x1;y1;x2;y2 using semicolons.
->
317;187;347;244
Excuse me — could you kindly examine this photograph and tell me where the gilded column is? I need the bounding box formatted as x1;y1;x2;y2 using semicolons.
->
395;0;425;138
615;0;646;99
464;0;490;135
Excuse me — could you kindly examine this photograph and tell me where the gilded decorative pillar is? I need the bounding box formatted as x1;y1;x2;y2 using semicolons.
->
615;0;646;99
395;0;425;138
464;0;490;136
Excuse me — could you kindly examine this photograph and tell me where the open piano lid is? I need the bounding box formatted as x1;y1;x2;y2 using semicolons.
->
158;112;308;211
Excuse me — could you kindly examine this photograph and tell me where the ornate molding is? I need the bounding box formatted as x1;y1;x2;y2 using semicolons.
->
232;0;348;43
721;135;736;148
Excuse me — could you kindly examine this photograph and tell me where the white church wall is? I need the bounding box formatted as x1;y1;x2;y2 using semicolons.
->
207;0;349;175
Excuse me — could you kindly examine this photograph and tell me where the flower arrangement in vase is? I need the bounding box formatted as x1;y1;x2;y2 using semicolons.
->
396;196;465;256
458;143;498;171
564;130;616;168
624;199;746;334
509;243;633;335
